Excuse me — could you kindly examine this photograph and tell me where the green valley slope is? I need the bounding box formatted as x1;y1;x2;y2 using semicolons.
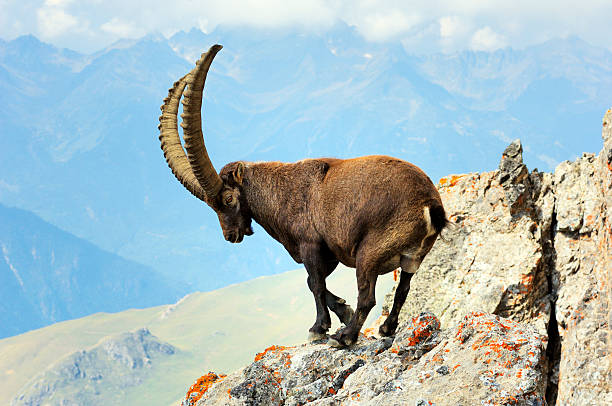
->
1;266;395;406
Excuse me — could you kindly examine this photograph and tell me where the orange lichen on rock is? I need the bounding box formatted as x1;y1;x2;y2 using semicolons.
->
453;312;547;405
430;351;444;363
389;313;441;356
439;174;467;188
405;313;440;346
254;345;289;362
519;273;534;289
362;327;375;337
184;372;226;406
251;344;294;392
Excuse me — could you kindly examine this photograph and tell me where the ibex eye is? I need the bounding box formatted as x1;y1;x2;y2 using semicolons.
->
225;195;233;204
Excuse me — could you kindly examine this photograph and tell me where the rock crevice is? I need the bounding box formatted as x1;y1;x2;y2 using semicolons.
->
544;207;560;405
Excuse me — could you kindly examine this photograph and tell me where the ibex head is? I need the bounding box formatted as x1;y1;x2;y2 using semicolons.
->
158;45;253;243
216;161;254;243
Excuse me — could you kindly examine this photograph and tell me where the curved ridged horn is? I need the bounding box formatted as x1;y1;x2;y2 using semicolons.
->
181;44;223;205
158;75;209;202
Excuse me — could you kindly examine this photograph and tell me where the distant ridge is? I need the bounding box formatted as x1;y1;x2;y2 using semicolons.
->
0;203;185;338
1;28;610;292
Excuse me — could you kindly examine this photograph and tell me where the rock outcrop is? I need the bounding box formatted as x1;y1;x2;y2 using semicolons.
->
389;139;554;338
183;110;611;406
194;312;547;406
551;110;611;405
12;329;176;406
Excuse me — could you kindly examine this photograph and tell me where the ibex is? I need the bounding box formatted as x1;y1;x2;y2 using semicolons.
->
158;45;447;347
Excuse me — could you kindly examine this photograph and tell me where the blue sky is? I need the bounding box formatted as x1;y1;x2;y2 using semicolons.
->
2;0;612;53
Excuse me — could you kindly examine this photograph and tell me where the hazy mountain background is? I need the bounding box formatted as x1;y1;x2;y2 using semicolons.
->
1;23;611;335
0;203;185;338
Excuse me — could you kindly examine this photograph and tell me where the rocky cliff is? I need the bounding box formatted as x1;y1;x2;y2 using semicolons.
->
182;110;611;406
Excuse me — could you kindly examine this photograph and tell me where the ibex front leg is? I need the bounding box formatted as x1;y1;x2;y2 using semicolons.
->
302;243;338;341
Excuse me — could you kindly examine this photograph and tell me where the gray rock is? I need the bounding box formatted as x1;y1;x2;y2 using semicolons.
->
351;313;547;406
551;109;612;406
194;313;547;406
499;139;529;186
391;146;554;337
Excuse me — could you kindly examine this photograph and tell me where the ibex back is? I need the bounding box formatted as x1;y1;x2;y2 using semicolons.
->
158;45;448;347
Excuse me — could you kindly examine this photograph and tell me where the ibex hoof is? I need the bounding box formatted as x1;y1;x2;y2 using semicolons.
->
308;331;328;342
327;332;356;348
378;324;396;337
327;337;344;348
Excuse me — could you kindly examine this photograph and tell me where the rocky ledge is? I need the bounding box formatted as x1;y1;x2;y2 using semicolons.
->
192;312;547;406
183;110;611;406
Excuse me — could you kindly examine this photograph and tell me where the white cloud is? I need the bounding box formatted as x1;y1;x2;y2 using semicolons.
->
1;0;611;53
188;0;337;29
439;16;462;38
491;129;512;144
100;18;143;38
44;0;74;6
35;0;90;42
37;6;79;38
537;154;559;170
470;26;506;51
436;15;473;52
356;9;422;41
85;206;97;220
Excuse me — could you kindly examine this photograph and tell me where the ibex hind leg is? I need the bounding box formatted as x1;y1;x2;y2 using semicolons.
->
379;256;419;337
380;210;441;337
326;290;354;325
329;251;379;348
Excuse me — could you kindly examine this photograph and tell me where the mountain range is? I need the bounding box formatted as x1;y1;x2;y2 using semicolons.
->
1;24;610;292
0;203;184;338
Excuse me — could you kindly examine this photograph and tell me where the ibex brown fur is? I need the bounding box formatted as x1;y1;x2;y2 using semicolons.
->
159;45;448;347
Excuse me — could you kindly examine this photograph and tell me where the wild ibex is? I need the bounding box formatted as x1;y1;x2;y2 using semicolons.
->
158;45;447;347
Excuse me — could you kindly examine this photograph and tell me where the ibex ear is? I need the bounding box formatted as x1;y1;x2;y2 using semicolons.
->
233;162;245;185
